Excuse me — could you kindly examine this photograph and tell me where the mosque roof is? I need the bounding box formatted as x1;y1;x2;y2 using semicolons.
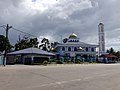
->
56;41;98;47
54;32;98;48
69;32;78;38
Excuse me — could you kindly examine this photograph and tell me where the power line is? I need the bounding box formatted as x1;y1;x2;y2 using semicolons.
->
0;24;44;66
11;27;43;39
12;27;36;37
1;24;12;66
1;25;45;40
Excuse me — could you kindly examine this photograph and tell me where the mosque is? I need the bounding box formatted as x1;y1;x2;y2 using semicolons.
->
5;23;117;65
52;23;106;62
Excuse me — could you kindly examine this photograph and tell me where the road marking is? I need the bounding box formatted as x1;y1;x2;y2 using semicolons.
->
40;78;82;87
28;71;117;89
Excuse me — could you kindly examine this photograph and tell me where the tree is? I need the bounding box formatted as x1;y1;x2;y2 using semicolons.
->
39;38;50;51
50;42;59;52
115;51;120;61
109;47;115;54
63;38;68;43
0;35;13;53
106;47;120;61
106;49;110;53
15;36;39;51
29;38;39;48
106;48;116;54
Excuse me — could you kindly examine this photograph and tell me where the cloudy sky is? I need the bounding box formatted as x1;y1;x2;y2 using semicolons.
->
0;0;120;51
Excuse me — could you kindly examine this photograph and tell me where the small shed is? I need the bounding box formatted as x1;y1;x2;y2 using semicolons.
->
100;54;117;63
7;47;55;65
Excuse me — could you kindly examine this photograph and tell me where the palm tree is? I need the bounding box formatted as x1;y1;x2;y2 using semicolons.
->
39;38;50;51
29;38;39;48
15;36;39;51
63;38;68;43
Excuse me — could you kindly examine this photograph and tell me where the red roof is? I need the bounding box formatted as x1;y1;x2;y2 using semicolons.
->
101;54;117;58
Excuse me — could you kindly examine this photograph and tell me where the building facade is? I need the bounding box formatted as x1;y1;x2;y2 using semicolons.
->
53;33;98;62
7;47;55;65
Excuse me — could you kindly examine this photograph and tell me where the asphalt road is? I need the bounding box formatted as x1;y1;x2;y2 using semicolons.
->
0;64;120;90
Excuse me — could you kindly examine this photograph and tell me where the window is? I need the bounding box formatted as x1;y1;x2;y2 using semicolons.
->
102;36;104;41
86;47;88;51
62;47;65;51
74;47;77;51
102;44;105;51
91;48;94;52
101;26;104;32
68;47;71;51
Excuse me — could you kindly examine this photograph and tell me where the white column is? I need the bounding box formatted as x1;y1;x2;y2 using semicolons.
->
31;56;34;64
48;57;50;62
66;47;68;51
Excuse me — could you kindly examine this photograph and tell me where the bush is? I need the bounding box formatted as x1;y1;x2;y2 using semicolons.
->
51;59;57;62
64;60;73;63
75;59;81;64
43;60;50;65
56;60;63;64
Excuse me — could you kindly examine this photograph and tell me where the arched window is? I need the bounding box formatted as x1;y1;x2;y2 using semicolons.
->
74;47;77;51
102;44;105;51
86;47;88;51
68;47;71;51
62;47;65;51
101;26;104;32
91;48;94;52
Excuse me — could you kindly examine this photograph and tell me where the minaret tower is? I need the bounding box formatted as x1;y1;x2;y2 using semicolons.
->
98;23;105;55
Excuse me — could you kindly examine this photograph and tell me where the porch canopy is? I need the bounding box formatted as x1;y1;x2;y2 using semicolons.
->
101;54;117;58
7;47;55;56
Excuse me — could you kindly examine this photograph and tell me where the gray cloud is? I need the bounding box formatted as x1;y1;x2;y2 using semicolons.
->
0;0;120;50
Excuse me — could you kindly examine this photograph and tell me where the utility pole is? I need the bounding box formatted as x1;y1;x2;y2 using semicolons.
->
3;24;12;66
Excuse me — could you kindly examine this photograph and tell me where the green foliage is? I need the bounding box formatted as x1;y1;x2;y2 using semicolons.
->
63;38;68;43
0;35;13;52
51;59;57;62
89;60;93;63
106;47;120;61
64;60;73;63
39;38;50;51
75;59;81;64
114;51;120;61
15;36;39;51
29;38;39;48
50;42;59;52
56;60;63;64
106;47;116;54
43;60;50;65
51;59;63;64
